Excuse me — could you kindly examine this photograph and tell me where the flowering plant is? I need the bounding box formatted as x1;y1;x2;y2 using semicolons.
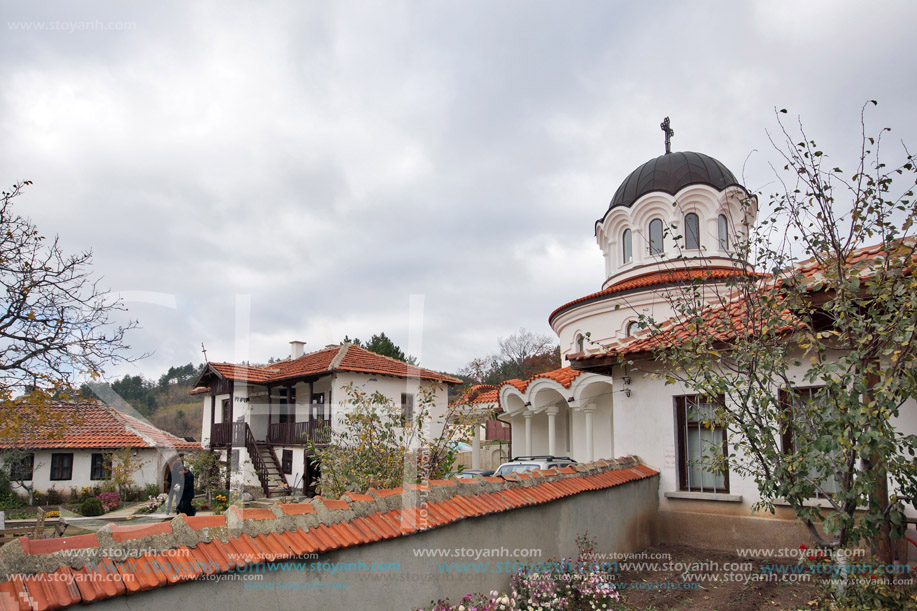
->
144;493;168;512
97;492;121;512
418;534;619;611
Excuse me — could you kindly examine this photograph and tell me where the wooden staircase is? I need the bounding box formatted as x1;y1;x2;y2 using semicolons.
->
255;442;287;498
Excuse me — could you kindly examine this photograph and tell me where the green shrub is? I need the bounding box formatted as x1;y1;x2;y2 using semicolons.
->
0;473;23;510
143;483;161;499
79;497;104;517
45;488;65;505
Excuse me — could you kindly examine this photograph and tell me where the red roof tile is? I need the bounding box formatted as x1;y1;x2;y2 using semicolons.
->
0;403;199;450
202;344;461;387
279;502;316;515
0;460;659;611
549;267;756;323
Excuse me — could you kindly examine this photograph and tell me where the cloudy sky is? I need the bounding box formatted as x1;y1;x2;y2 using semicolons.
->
1;0;916;380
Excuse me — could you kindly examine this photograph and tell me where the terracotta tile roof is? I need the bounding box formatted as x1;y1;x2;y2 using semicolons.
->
453;384;499;406
569;240;911;364
0;403;200;450
496;367;583;394
200;344;461;387
0;456;657;610
549;266;756;323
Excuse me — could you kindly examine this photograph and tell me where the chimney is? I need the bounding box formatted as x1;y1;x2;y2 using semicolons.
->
290;340;306;360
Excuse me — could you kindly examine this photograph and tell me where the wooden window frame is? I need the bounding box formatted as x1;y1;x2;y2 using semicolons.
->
401;393;414;425
90;452;112;481
674;395;729;493
9;453;34;481
50;453;73;481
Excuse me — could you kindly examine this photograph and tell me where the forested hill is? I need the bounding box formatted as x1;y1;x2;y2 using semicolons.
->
91;363;204;441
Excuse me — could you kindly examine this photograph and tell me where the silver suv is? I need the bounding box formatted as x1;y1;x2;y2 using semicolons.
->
494;455;577;476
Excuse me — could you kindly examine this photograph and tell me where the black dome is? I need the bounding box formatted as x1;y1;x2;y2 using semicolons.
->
602;151;742;220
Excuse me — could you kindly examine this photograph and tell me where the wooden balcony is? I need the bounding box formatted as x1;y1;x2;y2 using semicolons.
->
266;419;332;446
210;422;247;448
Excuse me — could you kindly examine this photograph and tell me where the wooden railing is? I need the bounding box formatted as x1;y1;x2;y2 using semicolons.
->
266;419;332;446
243;424;272;497
210;422;247;448
485;419;511;441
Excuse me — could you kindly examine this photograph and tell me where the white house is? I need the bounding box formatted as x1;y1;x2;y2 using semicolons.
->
0;403;200;498
495;144;917;548
192;342;461;497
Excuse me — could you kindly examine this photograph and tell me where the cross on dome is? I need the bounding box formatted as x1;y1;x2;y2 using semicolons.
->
660;116;674;154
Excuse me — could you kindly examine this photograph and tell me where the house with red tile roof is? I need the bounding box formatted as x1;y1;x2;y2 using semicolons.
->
0;403;200;497
191;342;461;498
491;143;917;550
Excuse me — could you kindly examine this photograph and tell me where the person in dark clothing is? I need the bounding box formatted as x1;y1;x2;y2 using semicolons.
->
176;466;196;516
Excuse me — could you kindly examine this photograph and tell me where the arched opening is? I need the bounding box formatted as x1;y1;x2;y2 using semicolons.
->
684;213;700;250
532;387;570;456
718;214;729;250
622;228;632;264
626;321;639;337
649;218;664;255
575;380;615;462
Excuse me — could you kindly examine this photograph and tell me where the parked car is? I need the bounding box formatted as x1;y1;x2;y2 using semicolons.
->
494;455;577;476
451;469;495;479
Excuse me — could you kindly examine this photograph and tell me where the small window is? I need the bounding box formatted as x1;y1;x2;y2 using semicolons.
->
9;453;34;481
684;213;700;250
675;396;728;493
281;449;293;475
576;334;585;352
401;393;414;425
649;219;664;255
311;392;326;421
626;321;639;337
622;229;632;264
50;453;73;481
718;214;729;250
90;453;111;480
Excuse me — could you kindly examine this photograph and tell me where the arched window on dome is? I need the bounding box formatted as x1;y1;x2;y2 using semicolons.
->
622;229;632;264
626;321;639;337
684;213;700;250
718;214;729;250
649;219;664;255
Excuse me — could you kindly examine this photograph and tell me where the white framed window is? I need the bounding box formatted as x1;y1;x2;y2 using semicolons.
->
649;219;664;255
622;229;632;264
718;214;729;250
684;213;700;250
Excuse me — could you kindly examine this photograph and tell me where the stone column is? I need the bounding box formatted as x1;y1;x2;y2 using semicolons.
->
584;404;596;463
471;424;481;470
524;411;533;456
546;406;558;456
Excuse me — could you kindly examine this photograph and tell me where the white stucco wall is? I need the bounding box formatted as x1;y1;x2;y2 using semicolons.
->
1;448;174;497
